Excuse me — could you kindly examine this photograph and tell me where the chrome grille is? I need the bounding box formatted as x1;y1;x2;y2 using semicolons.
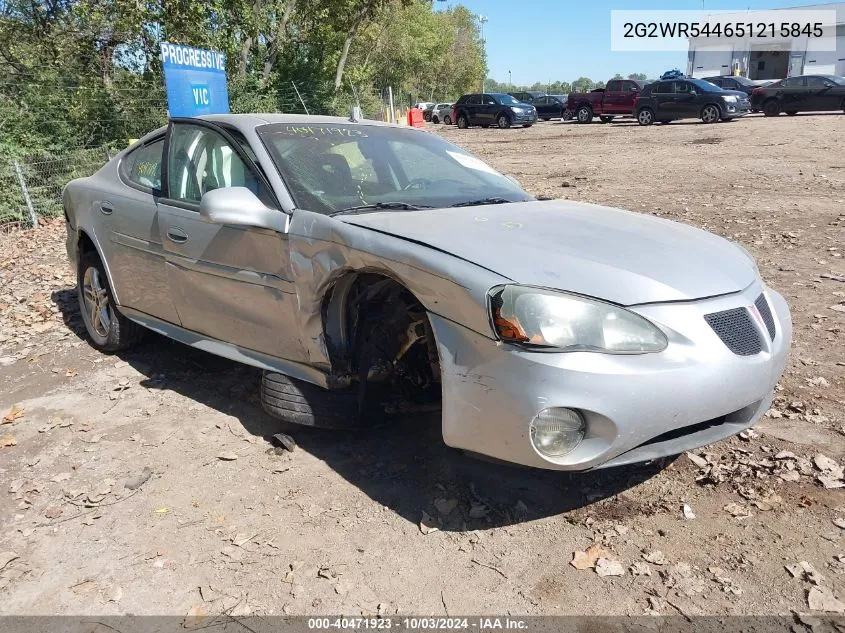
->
704;307;762;356
754;293;776;340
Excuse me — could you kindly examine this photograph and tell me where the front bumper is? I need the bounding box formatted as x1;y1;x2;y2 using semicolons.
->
723;101;751;118
429;281;791;470
512;111;538;124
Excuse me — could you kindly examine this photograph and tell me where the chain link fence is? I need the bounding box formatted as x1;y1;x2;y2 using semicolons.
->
0;148;111;227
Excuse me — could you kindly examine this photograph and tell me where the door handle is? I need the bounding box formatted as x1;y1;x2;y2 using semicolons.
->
100;203;113;215
166;227;188;244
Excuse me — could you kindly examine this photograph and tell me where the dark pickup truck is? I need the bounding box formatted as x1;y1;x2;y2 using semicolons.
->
566;79;651;123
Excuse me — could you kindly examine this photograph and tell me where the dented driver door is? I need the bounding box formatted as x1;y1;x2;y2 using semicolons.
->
155;119;306;362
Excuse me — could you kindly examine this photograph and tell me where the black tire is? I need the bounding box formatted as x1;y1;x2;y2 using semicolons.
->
701;103;720;124
444;115;452;125
77;250;144;352
522;124;532;127
541;117;551;121
636;108;654;126
576;105;593;123
599;116;614;123
457;114;469;129
763;100;780;117
261;371;359;429
432;115;440;124
497;113;511;128
423;112;431;122
785;110;798;116
562;110;572;121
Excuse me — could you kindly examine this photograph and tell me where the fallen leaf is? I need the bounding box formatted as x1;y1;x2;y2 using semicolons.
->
595;558;625;577
43;506;63;519
808;586;845;613
184;604;208;629
685;452;708;468
65;368;77;378
643;550;667;565
2;405;24;424
124;466;152;490
571;543;611;570
0;435;17;447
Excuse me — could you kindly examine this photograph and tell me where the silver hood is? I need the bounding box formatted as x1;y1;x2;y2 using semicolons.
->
340;200;757;305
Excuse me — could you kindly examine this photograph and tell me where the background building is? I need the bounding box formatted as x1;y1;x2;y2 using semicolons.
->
687;2;845;80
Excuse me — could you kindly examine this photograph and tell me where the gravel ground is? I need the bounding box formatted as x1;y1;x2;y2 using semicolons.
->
0;112;843;619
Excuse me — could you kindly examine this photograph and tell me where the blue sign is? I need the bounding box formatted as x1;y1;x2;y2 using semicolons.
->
160;43;229;118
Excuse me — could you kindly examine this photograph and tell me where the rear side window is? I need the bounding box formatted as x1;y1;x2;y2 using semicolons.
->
654;82;672;94
123;139;163;191
606;81;620;92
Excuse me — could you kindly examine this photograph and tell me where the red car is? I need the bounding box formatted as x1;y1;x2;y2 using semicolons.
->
566;79;651;123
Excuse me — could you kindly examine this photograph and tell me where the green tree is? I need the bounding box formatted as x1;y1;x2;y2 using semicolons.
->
628;72;648;80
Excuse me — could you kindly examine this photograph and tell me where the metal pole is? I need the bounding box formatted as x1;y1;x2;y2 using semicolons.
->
387;86;395;124
14;160;37;228
291;81;309;115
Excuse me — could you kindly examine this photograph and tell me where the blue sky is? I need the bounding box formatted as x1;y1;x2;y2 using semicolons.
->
434;0;832;84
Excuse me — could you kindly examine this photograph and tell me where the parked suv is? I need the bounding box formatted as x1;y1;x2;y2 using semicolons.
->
453;93;538;129
508;91;546;104
634;77;750;125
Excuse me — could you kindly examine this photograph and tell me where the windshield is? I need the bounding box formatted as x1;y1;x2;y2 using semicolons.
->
495;94;522;105
689;78;724;92
257;123;533;215
732;76;755;86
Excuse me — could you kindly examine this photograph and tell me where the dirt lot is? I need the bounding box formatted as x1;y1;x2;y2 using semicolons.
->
1;113;844;619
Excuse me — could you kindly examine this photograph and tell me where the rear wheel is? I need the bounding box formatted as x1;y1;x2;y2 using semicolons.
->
576;105;593;123
637;108;654;126
77;250;144;352
701;104;720;123
423;111;431;122
261;372;359;429
599;115;614;123
457;114;469;129
497;113;511;128
763;100;780;117
432;115;440;124
444;115;452;125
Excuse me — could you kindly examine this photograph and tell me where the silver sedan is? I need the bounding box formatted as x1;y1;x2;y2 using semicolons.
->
63;114;791;470
431;103;454;125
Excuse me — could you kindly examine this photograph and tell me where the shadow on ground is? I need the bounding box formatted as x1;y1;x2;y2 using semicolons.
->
53;287;671;531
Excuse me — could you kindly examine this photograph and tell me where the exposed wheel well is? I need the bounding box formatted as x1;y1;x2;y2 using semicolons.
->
321;272;441;409
78;231;97;258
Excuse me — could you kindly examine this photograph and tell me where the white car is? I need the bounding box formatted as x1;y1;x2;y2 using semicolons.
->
431;103;455;125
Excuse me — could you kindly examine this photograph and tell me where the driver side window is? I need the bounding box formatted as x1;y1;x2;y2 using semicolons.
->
167;124;263;205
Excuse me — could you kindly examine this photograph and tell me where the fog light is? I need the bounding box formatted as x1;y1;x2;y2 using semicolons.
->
530;408;586;458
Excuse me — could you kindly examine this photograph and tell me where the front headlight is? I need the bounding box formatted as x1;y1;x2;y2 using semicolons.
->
511;106;524;113
489;285;667;353
723;95;738;102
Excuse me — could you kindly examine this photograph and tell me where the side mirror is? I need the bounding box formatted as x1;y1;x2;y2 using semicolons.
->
199;187;286;232
689;90;697;96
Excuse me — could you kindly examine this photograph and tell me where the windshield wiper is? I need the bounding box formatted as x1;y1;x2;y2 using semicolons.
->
450;197;513;208
331;202;433;217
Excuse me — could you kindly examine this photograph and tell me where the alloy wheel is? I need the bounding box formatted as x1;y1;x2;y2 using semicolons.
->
702;105;719;123
82;266;111;338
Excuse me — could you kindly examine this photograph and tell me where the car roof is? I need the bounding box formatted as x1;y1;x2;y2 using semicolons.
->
198;112;394;133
